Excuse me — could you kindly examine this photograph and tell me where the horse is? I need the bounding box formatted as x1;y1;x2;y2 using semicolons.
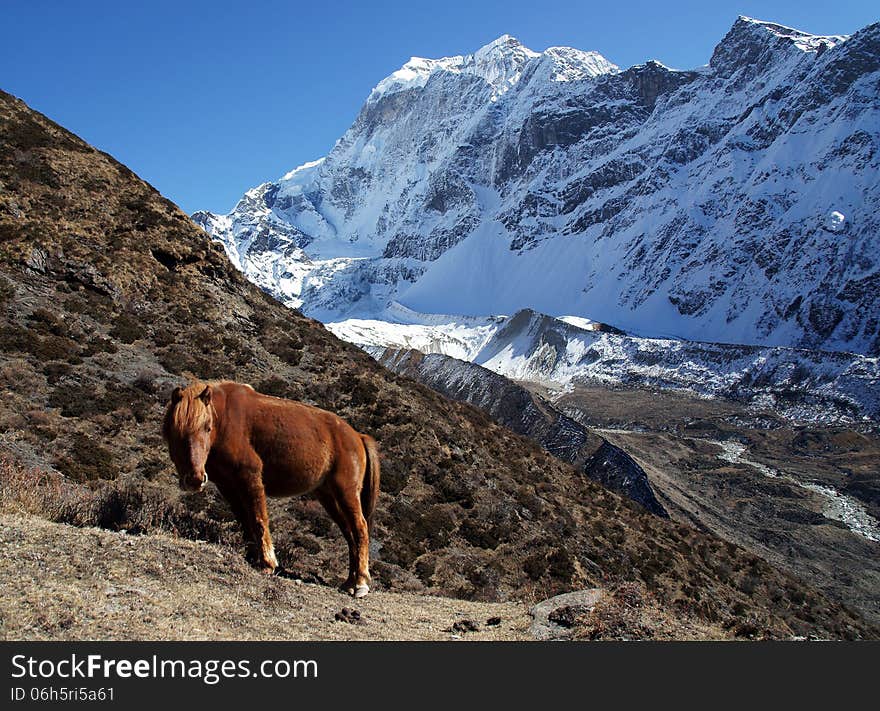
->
162;380;380;598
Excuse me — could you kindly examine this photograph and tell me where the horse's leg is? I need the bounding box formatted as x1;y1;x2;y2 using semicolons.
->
315;488;357;593
239;468;278;573
214;481;256;557
332;476;371;598
214;479;259;564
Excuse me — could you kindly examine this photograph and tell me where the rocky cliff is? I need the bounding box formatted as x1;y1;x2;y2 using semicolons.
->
376;348;668;516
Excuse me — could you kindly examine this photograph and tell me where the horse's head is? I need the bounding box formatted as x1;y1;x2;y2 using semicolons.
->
162;383;215;492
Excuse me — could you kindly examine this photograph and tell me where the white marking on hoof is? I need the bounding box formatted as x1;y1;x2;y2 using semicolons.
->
354;584;369;599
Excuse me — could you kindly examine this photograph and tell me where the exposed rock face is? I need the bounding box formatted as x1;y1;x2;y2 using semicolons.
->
196;17;880;356
583;441;668;519
376;348;668;516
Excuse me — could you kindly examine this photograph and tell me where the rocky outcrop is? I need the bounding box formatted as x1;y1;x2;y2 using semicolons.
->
376;348;668;516
583;441;667;518
529;589;603;640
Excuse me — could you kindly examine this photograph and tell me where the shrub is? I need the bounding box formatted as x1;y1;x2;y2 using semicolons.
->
0;454;91;521
27;308;68;336
416;505;457;550
151;327;175;347
43;361;71;384
255;376;299;399
0;276;14;303
0;324;37;354
548;547;576;579
54;432;117;481
0;324;81;362
82;336;118;356
572;583;658;640
84;485;224;540
63;291;114;322
263;334;303;365
0;452;228;542
523;550;549;580
49;383;100;418
35;334;82;362
158;345;228;380
109;313;144;344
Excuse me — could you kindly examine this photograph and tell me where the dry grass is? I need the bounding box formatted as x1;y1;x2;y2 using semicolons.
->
0;513;532;641
0;455;85;520
570;583;730;641
0;453;230;543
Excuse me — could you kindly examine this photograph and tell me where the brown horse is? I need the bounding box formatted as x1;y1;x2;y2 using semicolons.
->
162;380;380;598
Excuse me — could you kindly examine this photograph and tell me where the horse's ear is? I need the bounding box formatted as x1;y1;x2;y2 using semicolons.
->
198;384;212;405
171;386;183;405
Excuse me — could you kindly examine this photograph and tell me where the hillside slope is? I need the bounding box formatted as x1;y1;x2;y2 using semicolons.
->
376;348;667;516
0;89;874;638
1;513;735;641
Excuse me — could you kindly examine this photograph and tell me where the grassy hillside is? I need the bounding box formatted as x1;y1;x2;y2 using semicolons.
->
0;512;731;641
0;89;875;639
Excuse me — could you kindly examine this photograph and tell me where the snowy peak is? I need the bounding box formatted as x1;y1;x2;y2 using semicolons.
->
711;16;847;73
369;56;448;100
735;16;846;49
281;157;324;182
369;34;539;101
367;34;618;102
197;17;880;358
533;46;619;82
473;34;537;60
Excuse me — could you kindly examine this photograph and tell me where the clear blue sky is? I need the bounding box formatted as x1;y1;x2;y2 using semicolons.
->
2;1;876;215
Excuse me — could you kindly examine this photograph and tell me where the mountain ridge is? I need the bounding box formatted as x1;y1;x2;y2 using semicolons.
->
194;16;880;357
329;307;880;426
374;347;669;516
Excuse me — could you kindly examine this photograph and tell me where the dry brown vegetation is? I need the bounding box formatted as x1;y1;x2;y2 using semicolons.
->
0;512;532;641
561;582;724;641
0;88;876;639
0;453;229;542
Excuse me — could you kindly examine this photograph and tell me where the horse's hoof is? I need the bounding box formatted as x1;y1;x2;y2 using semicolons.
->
354;584;369;599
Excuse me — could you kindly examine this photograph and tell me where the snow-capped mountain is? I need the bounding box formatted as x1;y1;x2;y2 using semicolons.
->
194;17;880;358
335;308;880;425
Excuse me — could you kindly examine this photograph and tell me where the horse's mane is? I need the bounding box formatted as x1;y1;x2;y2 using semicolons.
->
162;379;241;439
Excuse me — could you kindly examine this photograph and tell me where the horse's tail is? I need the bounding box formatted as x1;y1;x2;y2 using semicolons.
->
360;434;380;534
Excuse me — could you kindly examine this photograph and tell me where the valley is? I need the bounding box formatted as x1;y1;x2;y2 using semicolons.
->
553;383;880;625
194;14;879;634
372;344;880;626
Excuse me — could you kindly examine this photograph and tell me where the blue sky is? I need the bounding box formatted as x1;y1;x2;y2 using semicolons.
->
2;1;876;214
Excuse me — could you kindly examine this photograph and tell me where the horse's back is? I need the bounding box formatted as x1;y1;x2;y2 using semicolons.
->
230;386;364;496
